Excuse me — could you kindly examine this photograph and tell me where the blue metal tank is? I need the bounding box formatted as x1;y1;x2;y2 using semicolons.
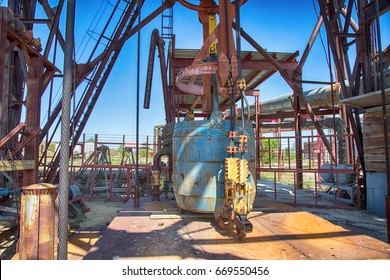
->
172;119;256;214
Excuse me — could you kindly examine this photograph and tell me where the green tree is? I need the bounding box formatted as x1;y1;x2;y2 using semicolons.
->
261;139;279;165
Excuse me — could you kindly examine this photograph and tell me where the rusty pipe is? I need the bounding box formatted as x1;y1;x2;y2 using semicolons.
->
19;183;57;260
144;29;159;109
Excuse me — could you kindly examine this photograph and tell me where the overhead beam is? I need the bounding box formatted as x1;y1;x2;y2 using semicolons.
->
236;24;337;164
364;0;390;22
172;57;298;70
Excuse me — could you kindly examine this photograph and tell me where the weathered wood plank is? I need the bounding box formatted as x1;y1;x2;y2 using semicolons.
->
0;160;35;171
363;106;390;168
365;154;388;162
363;137;390;150
364;146;390;156
366;162;388;172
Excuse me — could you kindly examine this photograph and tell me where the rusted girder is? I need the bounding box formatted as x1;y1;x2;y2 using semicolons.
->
144;29;172;123
317;0;365;168
237;25;337;165
0;123;26;149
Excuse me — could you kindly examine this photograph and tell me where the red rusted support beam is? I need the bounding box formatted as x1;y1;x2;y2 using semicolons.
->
23;56;43;186
0;12;8;149
144;29;172;123
294;75;304;189
6;29;59;72
254;90;260;182
0;123;27;149
44;1;142;182
39;0;66;53
6;127;41;161
237;25;337;164
172;57;299;71
41;0;65;59
157;36;172;123
296;15;323;73
317;0;364;168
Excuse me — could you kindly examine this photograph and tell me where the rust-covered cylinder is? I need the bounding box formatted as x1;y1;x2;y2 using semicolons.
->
19;183;57;260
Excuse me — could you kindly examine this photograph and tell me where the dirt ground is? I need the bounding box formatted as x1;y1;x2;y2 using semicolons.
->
1;190;389;260
68;199;126;231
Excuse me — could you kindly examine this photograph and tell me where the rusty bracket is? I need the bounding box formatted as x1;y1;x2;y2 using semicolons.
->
238;135;248;153
227;131;237;139
226;146;238;154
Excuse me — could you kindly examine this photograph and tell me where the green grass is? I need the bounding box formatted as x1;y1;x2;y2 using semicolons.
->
260;171;316;189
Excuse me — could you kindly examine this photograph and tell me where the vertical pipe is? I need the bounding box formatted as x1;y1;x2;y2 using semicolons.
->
254;91;260;182
144;29;157;109
288;137;291;169
273;172;276;200
315;173;318;205
126;167;131;199
19;183;57;259
134;0;142;208
82;133;85;164
234;0;244;132
58;0;75;260
277;119;282;182
294;172;297;204
109;168;113;200
146;135;149;166
294;87;303;188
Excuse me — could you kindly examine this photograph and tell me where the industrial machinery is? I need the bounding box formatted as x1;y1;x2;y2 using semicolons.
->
168;0;257;240
2;0;389;249
145;0;297;239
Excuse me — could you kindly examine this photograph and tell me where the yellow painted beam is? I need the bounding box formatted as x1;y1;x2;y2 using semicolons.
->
0;160;35;171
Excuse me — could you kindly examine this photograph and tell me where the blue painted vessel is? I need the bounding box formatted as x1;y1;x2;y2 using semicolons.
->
172;119;256;214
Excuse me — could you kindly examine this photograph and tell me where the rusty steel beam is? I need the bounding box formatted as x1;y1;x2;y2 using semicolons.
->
317;0;364;168
6;29;58;71
172;57;298;70
44;0;144;182
0;123;26;149
0;14;8;148
248;70;276;90
42;0;65;59
23;56;43;186
5;121;41;160
157;34;172;123
237;24;337;164
296;15;323;73
41;1;174;182
38;0;66;54
364;0;390;22
144;29;172;123
128;0;176;38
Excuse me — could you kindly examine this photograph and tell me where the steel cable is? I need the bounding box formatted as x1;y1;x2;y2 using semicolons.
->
58;0;75;260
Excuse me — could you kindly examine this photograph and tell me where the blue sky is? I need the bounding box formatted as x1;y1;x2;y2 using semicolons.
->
33;0;390;140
